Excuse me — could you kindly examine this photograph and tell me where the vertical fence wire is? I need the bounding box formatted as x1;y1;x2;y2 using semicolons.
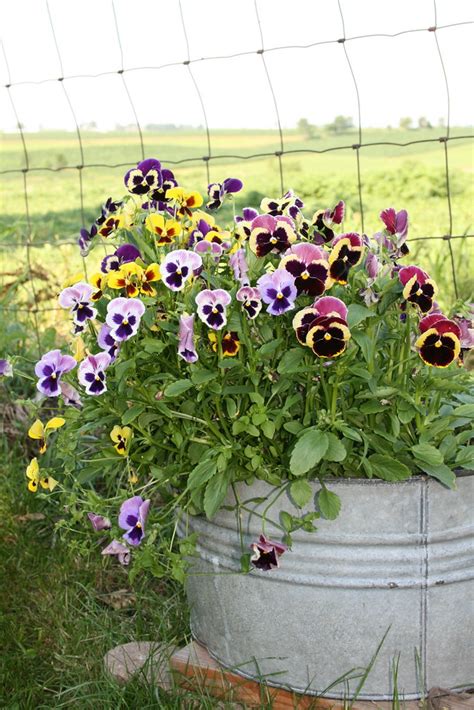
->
0;3;473;331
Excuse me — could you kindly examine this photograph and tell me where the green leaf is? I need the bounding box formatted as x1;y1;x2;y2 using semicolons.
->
259;339;282;356
324;433;347;462
261;420;275;439
277;348;305;374
280;511;293;532
187;459;217;490
164;379;194;397
142;338;167;355
347;304;377;328
225;398;237;418
317;487;342;520
351;331;373;364
337;424;362;442
203;471;230;519
290;480;313;508
290;429;329;476
417;462;457;489
455;446;474;470
411;444;444;467
191;369;218;385
452;404;474;419
369;454;411;482
284;421;304;435
122;404;146;425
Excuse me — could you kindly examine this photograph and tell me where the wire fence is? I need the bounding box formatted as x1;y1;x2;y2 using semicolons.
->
0;0;473;356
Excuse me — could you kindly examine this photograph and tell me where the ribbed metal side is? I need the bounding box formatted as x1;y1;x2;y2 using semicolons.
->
180;474;474;700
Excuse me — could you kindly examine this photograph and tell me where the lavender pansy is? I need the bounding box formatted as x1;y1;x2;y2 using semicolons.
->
35;349;77;397
194;240;223;259
0;359;12;377
78;352;111;396
97;323;120;361
60;381;82;409
105;297;145;341
162;250;202;291
101;539;130;566
58;282;97;325
119;495;150;546
257;270;297;316
87;512;111;531
178;314;198;363
365;252;381;280
236;286;262;319
195;289;231;330
229;248;249;285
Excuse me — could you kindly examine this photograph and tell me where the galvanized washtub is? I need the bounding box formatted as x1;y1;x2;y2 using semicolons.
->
180;474;474;700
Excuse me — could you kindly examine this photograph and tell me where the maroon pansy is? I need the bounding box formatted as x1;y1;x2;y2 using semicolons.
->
250;534;287;571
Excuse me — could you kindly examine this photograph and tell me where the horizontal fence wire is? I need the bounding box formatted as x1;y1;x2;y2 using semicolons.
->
0;0;473;355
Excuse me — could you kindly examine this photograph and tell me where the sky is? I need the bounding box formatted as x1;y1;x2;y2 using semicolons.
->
0;0;473;132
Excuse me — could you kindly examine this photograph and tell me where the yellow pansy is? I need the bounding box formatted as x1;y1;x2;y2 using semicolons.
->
167;187;203;216
26;457;58;493
110;425;132;456
28;417;66;454
90;272;108;301
71;336;86;362
145;213;181;246
189;210;215;228
108;262;160;298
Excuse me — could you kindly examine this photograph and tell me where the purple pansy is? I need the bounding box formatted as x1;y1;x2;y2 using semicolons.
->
312;200;345;245
105;297;145;341
365;252;381;279
195;289;231;330
60;381;82;408
250;534;288;571
101;539;130;566
229;248;250;285
236;286;262;319
35;349;76;397
101;244;141;273
88;512;111;531
97;323;120;361
234;207;259;241
119;496;150;546
206;178;243;211
149;168;178;203
124;158;162;195
78;352;111;396
257;270;297;316
58;282;97;325
78;223;97;256
0;359;12;377
162;250;202;292
178;314;198;363
194;240;223;259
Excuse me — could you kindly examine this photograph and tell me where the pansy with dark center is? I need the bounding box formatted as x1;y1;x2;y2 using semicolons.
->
208;331;240;357
250;534;287;571
166;187;203;217
399;265;437;314
145;213;181;246
195;289;231;330
257;269;297;316
35;349;77;397
78;223;97;255
306;315;351;358
234;207;259;243
96;197;123;226
261;190;304;220
206;177;243;210
162;250;202;292
105;297;145;341
58;281;97;325
178;314;198;363
124;158;162;195
118;496;150;546
312;200;345;244
78;352;111;396
97;323;120;361
101;244;141;273
149;168;178;203
415;313;461;368
110;425;132;455
236;286;262;319
280;243;331;297
97;214;125;238
292;307;319;345
328;233;363;285
249;214;296;258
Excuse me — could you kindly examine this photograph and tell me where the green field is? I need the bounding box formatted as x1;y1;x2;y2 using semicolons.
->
0;126;473;320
